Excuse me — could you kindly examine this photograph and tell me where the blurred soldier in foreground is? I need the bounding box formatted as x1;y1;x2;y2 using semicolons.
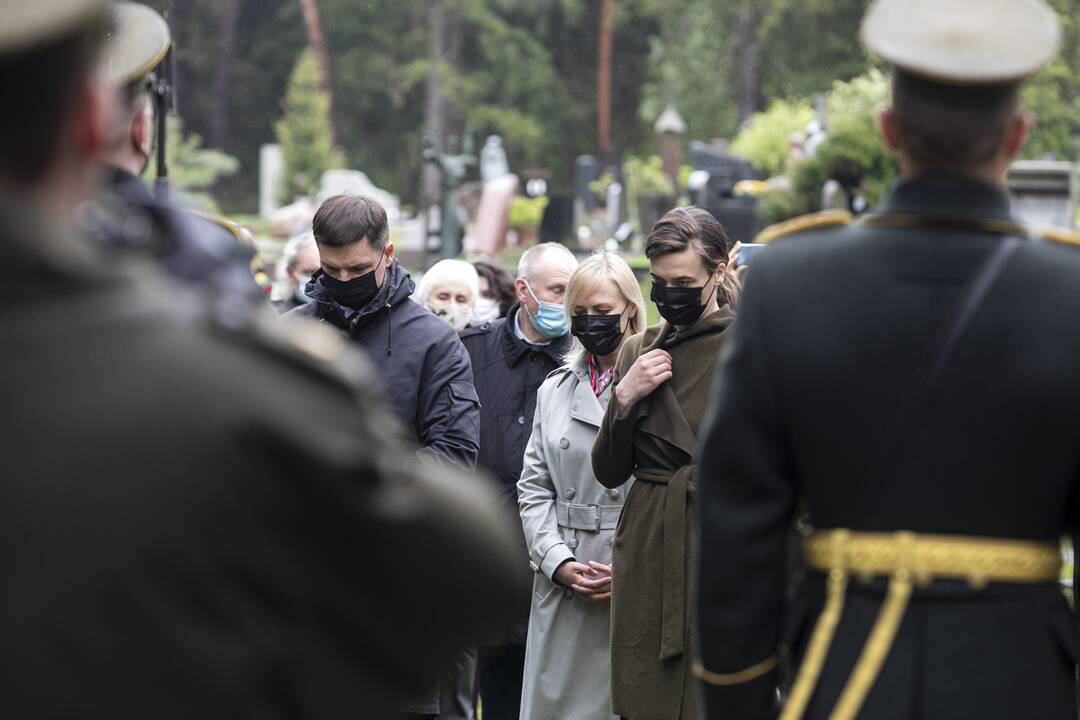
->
93;1;260;298
0;2;520;717
697;0;1080;718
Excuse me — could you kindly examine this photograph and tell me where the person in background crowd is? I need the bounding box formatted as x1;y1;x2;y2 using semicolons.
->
0;1;521;717
286;194;481;472
696;1;1080;718
517;251;646;720
474;260;516;323
414;259;479;333
460;242;579;720
92;2;260;299
591;208;740;720
273;231;320;313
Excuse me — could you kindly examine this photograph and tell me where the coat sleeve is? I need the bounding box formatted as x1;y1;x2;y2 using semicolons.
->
517;378;574;581
415;331;481;471
695;257;797;719
591;334;643;489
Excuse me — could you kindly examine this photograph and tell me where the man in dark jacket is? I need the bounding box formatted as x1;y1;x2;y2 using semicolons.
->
287;194;481;473
460;242;578;720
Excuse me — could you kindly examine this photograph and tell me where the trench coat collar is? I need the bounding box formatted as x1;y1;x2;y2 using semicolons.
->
638;307;734;456
500;305;571;367
561;356;608;428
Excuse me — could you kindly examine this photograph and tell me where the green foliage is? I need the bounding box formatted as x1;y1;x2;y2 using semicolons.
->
275;49;343;203
624;155;676;213
1023;59;1080;160
145;117;240;212
509;195;548;228
760;71;897;223
730;99;815;177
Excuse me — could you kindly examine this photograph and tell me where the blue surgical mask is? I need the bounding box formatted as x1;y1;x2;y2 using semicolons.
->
525;282;568;338
295;274;315;304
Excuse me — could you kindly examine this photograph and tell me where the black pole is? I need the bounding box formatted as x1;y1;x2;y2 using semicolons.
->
154;0;174;201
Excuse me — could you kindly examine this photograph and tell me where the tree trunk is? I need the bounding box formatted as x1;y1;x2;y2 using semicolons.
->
209;0;240;149
597;0;614;163
734;0;761;125
425;0;446;154
298;0;336;146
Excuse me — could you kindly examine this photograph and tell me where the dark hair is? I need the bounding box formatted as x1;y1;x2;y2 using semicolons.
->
0;14;108;183
645;206;740;307
892;71;1021;171
473;260;516;318
312;194;390;249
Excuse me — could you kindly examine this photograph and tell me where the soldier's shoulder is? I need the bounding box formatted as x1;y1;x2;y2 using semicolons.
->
206;301;370;392
755;209;853;245
1040;226;1080;249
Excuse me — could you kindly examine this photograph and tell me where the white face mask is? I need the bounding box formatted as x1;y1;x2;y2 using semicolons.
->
472;296;500;324
428;302;473;332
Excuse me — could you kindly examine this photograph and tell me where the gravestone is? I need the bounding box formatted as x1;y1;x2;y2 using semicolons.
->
1007;160;1077;233
259;144;283;218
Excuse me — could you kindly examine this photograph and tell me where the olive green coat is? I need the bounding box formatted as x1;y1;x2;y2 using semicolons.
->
591;309;733;720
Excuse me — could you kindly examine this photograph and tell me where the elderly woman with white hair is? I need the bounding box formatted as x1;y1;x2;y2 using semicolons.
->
414;259;480;333
516;251;647;720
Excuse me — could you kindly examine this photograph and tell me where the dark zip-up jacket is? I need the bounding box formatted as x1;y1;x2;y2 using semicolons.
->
287;259;480;471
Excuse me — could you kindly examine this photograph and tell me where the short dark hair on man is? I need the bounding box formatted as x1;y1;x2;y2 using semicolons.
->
892;71;1021;171
312;194;390;249
0;15;108;184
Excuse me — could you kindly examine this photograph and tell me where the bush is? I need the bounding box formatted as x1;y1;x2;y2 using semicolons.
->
509;195;548;228
730;99;816;178
275;49;344;204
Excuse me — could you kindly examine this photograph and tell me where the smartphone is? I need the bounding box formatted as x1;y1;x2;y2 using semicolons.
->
735;243;766;268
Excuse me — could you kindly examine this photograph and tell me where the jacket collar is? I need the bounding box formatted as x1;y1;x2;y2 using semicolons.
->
105;165;155;205
311;258;414;332
562;357;608;428
500;305;571;366
878;173;1015;223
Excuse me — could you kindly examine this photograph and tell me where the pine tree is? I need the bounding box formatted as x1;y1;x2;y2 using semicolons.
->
275;48;343;203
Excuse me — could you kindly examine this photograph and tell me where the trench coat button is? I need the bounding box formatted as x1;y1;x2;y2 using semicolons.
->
608;489;620;501
568;537;579;549
517;415;525;425
559;437;570;449
565;488;576;500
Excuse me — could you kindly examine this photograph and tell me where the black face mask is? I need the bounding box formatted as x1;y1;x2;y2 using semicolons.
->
650;281;714;326
571;312;625;357
321;255;385;310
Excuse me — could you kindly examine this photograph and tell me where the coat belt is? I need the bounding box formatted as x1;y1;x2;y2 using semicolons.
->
782;529;1063;720
635;465;694;661
555;499;623;531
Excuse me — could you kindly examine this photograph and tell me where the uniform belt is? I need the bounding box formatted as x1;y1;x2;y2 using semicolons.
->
782;530;1062;720
555;499;622;532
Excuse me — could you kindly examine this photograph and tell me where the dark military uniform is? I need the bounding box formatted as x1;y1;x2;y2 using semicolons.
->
93;2;262;300
696;173;1080;719
98;165;263;298
0;192;522;717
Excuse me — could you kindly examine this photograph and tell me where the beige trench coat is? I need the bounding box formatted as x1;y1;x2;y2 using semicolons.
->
518;359;631;720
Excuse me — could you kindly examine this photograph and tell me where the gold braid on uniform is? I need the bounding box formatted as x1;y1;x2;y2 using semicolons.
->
693;655;778;686
755;210;853;244
1042;226;1080;248
781;529;1062;720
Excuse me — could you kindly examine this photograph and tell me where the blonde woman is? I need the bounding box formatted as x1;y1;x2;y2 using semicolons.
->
517;252;647;720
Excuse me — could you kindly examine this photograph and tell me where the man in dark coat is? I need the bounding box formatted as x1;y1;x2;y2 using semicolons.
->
696;2;1079;719
0;2;520;718
287;194;481;472
93;2;260;300
459;242;578;720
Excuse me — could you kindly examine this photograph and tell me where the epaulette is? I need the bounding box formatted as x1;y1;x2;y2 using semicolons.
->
1041;226;1080;248
548;365;577;387
215;304;368;389
756;209;853;245
191;210;254;245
